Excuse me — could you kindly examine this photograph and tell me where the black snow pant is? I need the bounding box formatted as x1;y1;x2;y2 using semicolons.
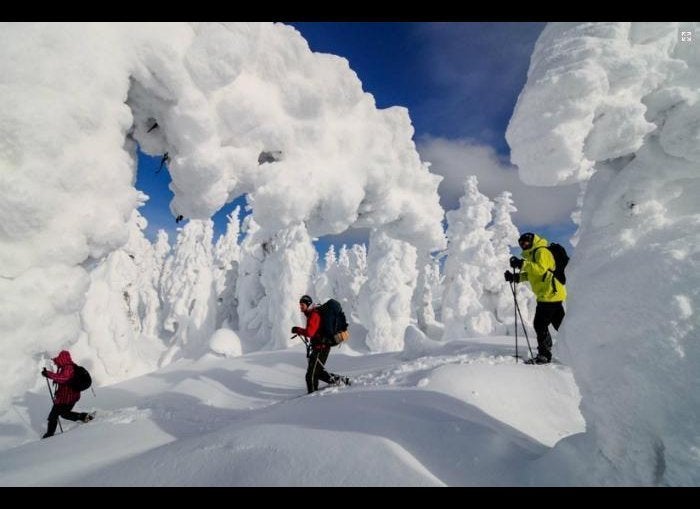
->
533;301;565;362
306;347;341;393
45;403;88;437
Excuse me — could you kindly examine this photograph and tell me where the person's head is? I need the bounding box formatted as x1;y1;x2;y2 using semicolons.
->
299;295;313;313
52;350;73;367
518;232;535;251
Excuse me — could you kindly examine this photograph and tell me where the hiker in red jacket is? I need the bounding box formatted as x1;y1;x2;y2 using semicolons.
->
291;295;350;393
41;350;93;438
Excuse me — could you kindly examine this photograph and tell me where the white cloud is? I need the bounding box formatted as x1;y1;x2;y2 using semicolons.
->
417;136;579;228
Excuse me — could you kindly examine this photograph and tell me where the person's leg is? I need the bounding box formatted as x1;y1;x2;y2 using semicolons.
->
533;303;554;362
551;302;565;331
314;349;333;386
58;402;82;422
306;349;331;392
44;404;62;437
306;353;317;393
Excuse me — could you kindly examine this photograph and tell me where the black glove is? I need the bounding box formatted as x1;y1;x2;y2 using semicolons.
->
291;326;302;335
41;368;48;378
509;256;523;269
504;270;515;283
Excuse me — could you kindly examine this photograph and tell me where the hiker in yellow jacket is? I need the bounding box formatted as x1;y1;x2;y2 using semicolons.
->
504;233;566;364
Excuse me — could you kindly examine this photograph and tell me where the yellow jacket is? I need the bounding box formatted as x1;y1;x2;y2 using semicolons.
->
518;234;567;302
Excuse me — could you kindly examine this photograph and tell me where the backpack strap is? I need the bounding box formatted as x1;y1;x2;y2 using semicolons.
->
533;246;558;294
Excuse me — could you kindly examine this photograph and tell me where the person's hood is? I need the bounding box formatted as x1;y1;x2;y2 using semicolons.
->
52;350;73;367
522;234;549;256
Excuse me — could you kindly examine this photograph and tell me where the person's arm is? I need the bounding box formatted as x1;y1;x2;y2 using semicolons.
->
523;248;554;279
45;364;74;384
296;311;320;337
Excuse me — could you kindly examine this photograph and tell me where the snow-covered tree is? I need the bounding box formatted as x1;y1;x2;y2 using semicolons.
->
237;215;315;351
442;176;498;340
79;209;164;383
344;243;368;324
236;215;266;349
314;245;338;303
213;207;242;329
506;21;700;485
0;21;445;415
486;191;535;333
314;243;366;314
489;191;519;258
359;230;417;352
258;222;316;350
153;229;171;320
160;220;217;365
412;255;444;340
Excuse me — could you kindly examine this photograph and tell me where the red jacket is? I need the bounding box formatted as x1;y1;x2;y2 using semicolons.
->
298;309;327;351
45;350;80;405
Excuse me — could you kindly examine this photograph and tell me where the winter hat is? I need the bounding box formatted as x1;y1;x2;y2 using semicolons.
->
299;295;313;306
518;232;534;250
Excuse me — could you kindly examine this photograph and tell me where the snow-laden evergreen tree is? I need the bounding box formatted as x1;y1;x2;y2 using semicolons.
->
160;220;217;365
79;209;164;383
359;230;417;352
152;229;171;328
506;22;700;485
236;215;266;350
486;191;535;334
124;211;163;342
335;244;361;318
314;244;337;303
426;257;444;323
319;242;369;327
213;206;242;329
345;244;368;324
259;222;316;350
442;176;499;340
412;255;444;340
237;215;315;350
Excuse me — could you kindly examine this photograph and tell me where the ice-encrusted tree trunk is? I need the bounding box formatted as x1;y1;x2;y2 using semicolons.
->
359;230;417;352
442;176;499;340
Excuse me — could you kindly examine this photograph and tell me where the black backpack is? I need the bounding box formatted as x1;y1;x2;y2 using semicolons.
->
536;243;570;285
316;299;350;346
69;365;92;392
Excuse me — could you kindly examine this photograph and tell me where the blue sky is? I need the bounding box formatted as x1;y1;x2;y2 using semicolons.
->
135;22;577;255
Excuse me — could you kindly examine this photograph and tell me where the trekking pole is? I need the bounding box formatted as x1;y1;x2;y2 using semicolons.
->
291;334;328;370
292;334;312;359
512;269;535;359
509;279;519;363
45;377;63;434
